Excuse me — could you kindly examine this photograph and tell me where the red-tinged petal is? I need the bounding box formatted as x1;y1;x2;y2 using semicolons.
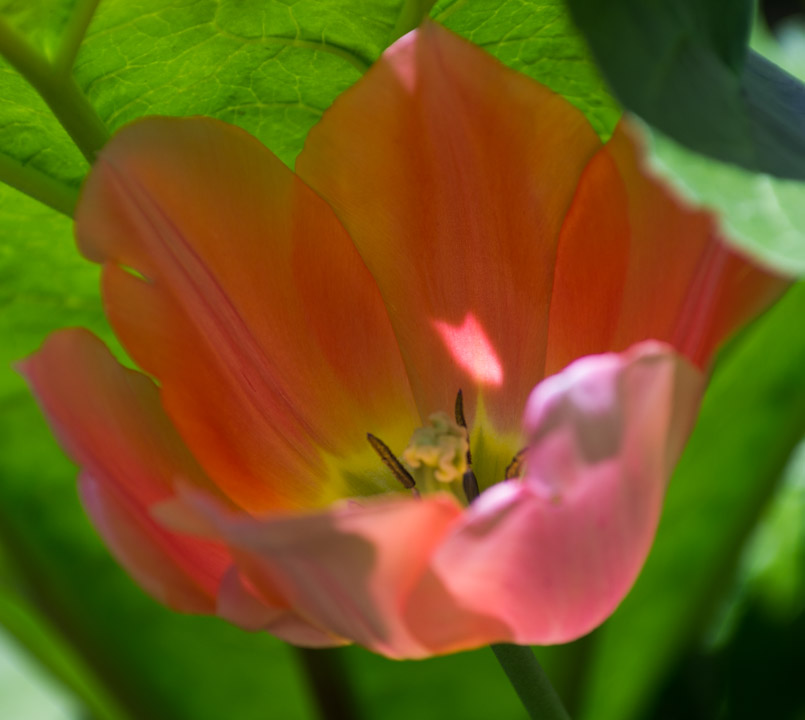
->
80;473;227;613
19;329;230;612
543;147;631;371
417;342;704;646
545;120;786;375
297;21;601;433
76;116;419;513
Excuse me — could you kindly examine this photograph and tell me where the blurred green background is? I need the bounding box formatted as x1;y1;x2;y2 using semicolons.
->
1;0;804;718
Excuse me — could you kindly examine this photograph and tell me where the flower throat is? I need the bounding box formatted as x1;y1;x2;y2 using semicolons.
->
367;390;523;505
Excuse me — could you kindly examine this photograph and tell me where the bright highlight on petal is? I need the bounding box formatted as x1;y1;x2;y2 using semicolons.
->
21;20;785;660
434;314;504;387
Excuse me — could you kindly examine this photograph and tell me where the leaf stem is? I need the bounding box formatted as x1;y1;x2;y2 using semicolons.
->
0;16;108;163
54;0;102;75
295;647;362;720
491;643;571;720
0;154;78;217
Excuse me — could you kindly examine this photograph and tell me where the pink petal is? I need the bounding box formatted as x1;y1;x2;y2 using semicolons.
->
421;342;704;645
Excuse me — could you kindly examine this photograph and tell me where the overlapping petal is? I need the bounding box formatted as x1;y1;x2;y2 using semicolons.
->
417;342;703;648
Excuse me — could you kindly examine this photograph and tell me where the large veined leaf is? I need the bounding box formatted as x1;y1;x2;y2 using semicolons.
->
432;0;620;137
566;0;805;179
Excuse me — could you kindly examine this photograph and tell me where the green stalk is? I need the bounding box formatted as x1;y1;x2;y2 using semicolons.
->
491;644;571;720
0;153;77;217
0;16;108;163
54;0;102;75
295;647;362;720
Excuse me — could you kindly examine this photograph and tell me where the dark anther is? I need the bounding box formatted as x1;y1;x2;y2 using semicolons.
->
454;389;472;465
505;448;527;480
455;389;479;503
367;433;416;489
463;469;480;503
454;388;467;427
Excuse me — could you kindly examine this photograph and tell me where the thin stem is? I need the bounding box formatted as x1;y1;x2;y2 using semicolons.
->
295;647;361;720
0;16;108;162
391;0;437;41
491;644;571;720
54;0;102;74
0;153;78;216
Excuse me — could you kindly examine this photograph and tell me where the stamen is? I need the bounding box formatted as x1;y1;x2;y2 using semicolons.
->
454;389;472;465
367;433;416;489
453;390;480;503
463;469;480;503
505;448;527;480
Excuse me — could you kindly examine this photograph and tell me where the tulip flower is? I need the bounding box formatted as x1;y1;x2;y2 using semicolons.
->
20;22;782;659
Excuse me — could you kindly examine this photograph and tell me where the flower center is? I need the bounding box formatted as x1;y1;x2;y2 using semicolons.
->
402;411;469;493
366;390;525;504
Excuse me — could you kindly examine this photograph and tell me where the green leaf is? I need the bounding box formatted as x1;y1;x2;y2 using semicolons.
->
7;0;424;175
562;0;805;275
0;59;87;190
739;444;805;620
0;0;78;58
577;282;805;720
637;119;805;277
0;626;80;720
0;581;126;720
564;0;805;180
433;0;620;138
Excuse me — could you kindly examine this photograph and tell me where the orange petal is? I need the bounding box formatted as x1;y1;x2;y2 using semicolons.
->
76;117;419;512
19;329;230;613
543;146;631;371
297;21;601;433
545;120;786;374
